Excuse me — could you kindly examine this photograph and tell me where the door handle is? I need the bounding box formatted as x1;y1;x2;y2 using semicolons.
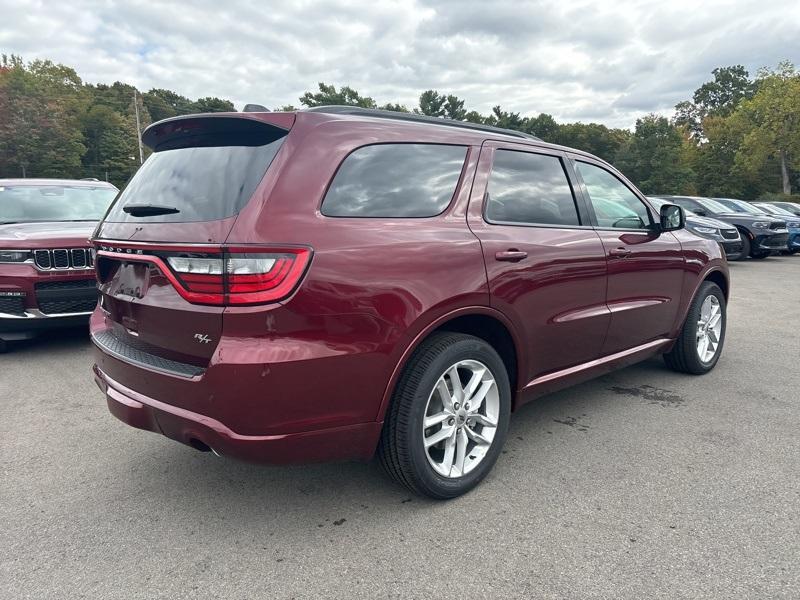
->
609;247;632;258
495;250;528;262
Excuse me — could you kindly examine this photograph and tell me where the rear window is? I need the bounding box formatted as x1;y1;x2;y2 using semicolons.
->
104;118;286;223
321;143;467;217
0;185;117;224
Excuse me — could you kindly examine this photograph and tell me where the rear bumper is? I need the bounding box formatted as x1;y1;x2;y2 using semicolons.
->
93;365;383;464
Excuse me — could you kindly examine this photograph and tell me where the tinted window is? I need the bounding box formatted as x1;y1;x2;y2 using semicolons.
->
321;144;467;217
576;162;651;229
485;150;579;226
0;185;117;223
105;138;285;223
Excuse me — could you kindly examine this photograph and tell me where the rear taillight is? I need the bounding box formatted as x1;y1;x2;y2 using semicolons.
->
95;244;311;306
165;248;311;305
166;256;225;295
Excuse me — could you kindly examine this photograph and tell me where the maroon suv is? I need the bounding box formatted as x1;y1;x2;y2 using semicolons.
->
0;179;118;352
90;108;729;498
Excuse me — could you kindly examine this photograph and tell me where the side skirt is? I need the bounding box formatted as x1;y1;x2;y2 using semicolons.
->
516;337;673;408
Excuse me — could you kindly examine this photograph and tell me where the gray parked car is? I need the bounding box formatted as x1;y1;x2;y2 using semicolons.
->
649;197;742;260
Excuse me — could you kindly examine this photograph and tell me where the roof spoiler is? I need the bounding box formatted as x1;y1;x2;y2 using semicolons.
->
142;114;291;152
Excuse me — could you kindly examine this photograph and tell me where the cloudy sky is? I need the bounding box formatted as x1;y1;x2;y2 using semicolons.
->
2;0;798;128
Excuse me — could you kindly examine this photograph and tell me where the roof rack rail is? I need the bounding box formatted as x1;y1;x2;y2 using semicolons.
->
304;106;542;141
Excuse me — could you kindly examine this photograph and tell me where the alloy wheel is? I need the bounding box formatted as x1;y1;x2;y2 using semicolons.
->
696;294;723;363
422;360;500;478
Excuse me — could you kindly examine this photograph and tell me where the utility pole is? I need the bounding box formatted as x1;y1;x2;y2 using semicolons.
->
133;90;144;165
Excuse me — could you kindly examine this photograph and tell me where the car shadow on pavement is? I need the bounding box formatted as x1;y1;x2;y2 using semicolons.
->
4;326;91;355
106;355;676;530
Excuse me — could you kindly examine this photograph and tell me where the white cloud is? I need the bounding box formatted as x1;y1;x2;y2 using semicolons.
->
1;0;797;128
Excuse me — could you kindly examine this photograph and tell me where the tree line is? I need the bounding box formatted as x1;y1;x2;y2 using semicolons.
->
1;54;797;201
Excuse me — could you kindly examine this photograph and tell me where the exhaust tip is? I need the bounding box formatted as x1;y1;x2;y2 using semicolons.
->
188;438;211;453
188;438;222;457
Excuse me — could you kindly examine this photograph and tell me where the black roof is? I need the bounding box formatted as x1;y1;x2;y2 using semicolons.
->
305;106;542;142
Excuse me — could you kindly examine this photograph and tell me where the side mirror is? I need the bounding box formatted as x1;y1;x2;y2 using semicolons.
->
659;204;685;232
693;208;707;217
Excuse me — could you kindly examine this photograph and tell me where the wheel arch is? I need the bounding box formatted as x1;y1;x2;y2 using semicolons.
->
375;307;524;422
734;224;754;240
703;268;729;301
670;265;730;341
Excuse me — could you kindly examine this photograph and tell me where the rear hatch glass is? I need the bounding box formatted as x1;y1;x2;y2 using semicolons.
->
103;116;287;223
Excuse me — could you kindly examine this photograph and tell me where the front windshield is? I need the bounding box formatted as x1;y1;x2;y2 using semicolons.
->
695;198;733;213
715;198;764;214
774;202;800;214
757;204;794;216
0;184;117;223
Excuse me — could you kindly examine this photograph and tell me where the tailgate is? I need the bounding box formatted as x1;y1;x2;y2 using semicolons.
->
95;251;223;368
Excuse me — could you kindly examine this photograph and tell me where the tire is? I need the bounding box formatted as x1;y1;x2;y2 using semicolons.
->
750;250;770;259
0;339;6;354
735;236;750;261
664;281;726;375
378;332;511;499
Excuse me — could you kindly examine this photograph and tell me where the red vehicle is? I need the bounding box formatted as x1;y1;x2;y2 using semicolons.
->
90;108;729;498
0;179;118;352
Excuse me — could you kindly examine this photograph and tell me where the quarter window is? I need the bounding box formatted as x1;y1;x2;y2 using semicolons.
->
321;144;467;217
576;162;651;229
485;150;580;226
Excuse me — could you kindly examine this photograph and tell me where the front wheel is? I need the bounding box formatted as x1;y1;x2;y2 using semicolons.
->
378;332;511;499
664;281;726;375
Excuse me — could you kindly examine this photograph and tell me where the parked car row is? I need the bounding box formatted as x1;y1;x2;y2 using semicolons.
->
0;109;795;497
651;195;798;259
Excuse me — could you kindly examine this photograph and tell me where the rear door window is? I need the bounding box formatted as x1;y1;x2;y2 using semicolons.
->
104;118;287;223
485;150;580;226
321;144;467;217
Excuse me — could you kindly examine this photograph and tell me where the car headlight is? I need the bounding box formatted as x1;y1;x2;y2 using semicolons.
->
789;221;800;228
751;221;770;228
691;226;718;235
0;250;31;263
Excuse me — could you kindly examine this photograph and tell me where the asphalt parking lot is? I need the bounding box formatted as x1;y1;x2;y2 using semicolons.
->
1;257;798;599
